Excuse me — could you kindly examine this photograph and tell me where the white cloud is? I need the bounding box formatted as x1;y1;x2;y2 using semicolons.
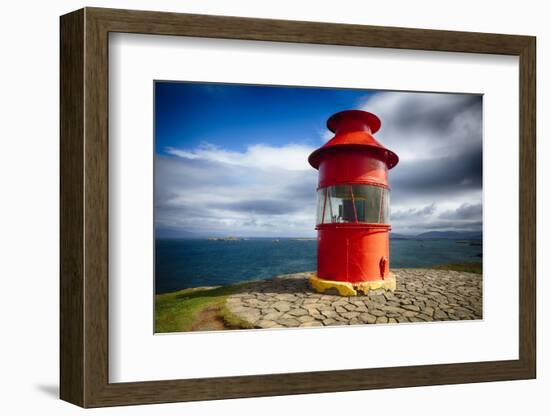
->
165;141;314;171
156;143;319;237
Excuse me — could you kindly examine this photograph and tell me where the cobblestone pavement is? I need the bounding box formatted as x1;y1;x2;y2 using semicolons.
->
225;269;482;329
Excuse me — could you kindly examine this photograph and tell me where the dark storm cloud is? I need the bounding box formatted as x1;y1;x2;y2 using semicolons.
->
285;176;319;200
364;91;482;162
439;203;482;220
389;144;482;205
212;199;304;215
383;94;481;135
361;91;483;233
390;201;482;235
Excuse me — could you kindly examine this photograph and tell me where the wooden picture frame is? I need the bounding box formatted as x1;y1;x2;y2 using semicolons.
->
60;7;536;408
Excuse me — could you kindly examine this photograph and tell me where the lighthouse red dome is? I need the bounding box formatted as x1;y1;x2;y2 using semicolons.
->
308;110;399;170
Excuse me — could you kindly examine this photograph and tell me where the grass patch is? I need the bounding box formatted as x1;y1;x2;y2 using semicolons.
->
155;282;251;333
432;262;482;274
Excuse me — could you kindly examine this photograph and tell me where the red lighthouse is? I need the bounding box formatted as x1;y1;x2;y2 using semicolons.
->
308;110;399;296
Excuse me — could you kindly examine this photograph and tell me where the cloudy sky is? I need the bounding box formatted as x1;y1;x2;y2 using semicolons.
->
154;82;482;238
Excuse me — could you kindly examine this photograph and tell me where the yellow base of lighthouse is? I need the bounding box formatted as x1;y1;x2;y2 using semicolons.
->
309;273;396;297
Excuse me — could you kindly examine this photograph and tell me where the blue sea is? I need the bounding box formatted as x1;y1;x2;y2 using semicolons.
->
155;238;482;294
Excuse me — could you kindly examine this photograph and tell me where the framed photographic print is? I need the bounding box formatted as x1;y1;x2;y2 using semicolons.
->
60;7;536;408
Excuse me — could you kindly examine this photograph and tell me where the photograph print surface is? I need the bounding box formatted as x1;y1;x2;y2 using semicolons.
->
154;81;483;333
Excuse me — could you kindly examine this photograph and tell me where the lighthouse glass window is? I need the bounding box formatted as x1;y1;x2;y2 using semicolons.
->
316;185;390;224
154;81;483;333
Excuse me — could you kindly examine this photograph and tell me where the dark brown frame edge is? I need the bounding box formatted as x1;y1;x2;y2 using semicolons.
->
60;7;536;408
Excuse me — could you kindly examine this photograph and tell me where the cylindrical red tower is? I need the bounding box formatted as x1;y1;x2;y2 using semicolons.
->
308;110;399;296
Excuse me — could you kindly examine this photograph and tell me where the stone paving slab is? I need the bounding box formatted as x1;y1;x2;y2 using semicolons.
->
225;269;482;329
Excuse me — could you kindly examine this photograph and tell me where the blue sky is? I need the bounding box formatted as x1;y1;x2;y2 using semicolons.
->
154;81;482;238
155;82;375;155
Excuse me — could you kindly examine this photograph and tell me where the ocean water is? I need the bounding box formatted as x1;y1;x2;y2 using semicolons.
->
155;238;482;294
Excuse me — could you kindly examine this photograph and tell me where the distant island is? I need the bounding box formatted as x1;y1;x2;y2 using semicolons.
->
207;236;247;241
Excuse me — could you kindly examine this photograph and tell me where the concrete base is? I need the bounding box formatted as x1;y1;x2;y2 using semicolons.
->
309;273;396;297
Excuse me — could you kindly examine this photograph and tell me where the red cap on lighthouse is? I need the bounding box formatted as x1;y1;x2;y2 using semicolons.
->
308;110;399;296
309;110;399;170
